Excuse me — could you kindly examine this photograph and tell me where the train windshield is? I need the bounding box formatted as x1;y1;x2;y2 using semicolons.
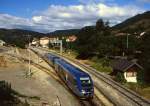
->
80;77;91;87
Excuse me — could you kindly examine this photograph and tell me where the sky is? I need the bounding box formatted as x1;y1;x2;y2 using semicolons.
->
0;0;150;33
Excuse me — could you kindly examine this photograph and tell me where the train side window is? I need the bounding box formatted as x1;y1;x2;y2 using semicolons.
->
72;78;77;86
73;80;77;88
68;75;77;85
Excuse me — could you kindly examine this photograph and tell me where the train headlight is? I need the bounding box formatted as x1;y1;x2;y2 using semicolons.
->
81;90;86;94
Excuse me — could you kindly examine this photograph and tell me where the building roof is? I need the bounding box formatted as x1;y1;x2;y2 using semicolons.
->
115;33;126;36
32;38;39;41
111;59;143;72
40;37;49;40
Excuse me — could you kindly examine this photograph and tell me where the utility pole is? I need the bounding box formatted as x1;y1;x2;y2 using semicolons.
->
127;34;129;49
60;40;62;55
28;35;31;77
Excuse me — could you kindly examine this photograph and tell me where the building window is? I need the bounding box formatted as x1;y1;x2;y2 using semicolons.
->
126;72;137;77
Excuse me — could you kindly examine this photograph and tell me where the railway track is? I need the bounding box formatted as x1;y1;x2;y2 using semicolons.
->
7;51;101;106
35;47;150;106
66;57;150;106
30;47;112;105
30;50;104;106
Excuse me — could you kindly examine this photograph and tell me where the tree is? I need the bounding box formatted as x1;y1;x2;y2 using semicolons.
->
96;19;105;31
75;19;114;58
138;31;150;83
116;72;126;83
75;26;96;58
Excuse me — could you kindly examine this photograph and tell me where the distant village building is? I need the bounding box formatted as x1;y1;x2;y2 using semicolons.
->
115;33;126;36
39;37;49;48
111;59;143;83
49;37;59;43
0;40;6;46
31;38;39;46
66;35;77;42
136;32;146;39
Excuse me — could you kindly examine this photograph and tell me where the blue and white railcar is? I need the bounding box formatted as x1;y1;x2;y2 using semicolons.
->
54;59;94;99
44;53;59;66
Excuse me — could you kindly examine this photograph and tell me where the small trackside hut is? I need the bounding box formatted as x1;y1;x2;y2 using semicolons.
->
111;59;143;83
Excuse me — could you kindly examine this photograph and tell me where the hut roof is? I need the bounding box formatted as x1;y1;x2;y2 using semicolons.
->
111;59;143;72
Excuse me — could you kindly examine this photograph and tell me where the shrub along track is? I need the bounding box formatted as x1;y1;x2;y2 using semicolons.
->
6;51;101;106
36;47;150;106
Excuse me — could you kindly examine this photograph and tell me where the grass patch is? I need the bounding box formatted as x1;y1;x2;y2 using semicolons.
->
0;80;32;105
89;56;112;73
89;61;112;73
63;50;78;59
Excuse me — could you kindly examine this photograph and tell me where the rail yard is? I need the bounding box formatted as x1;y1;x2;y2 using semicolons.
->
30;46;150;106
0;46;150;106
0;46;94;106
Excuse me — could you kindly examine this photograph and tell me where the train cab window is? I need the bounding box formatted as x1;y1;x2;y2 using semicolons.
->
80;77;91;87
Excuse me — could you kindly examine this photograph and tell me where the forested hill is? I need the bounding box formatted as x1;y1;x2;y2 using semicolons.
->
47;29;80;36
0;28;45;48
0;28;45;37
112;11;150;33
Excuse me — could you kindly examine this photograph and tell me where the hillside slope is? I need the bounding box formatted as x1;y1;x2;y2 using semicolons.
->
0;28;45;48
112;11;150;33
48;29;80;36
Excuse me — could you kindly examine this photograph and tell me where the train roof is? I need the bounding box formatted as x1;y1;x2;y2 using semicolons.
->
55;59;90;78
45;53;59;58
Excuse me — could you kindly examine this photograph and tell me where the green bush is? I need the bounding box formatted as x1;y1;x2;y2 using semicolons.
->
137;69;145;85
116;72;126;83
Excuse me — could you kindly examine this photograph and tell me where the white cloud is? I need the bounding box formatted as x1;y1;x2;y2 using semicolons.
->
0;14;32;28
32;16;42;22
0;3;145;33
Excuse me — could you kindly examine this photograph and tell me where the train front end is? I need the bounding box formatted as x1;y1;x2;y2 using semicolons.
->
78;75;94;99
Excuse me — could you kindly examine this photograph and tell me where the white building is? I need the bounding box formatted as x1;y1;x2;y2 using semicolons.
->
66;35;77;42
31;38;39;46
111;59;143;83
39;37;49;48
0;40;5;46
49;37;59;43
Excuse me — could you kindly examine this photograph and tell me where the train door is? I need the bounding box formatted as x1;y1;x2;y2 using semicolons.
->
67;75;78;94
65;73;68;82
55;63;59;73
